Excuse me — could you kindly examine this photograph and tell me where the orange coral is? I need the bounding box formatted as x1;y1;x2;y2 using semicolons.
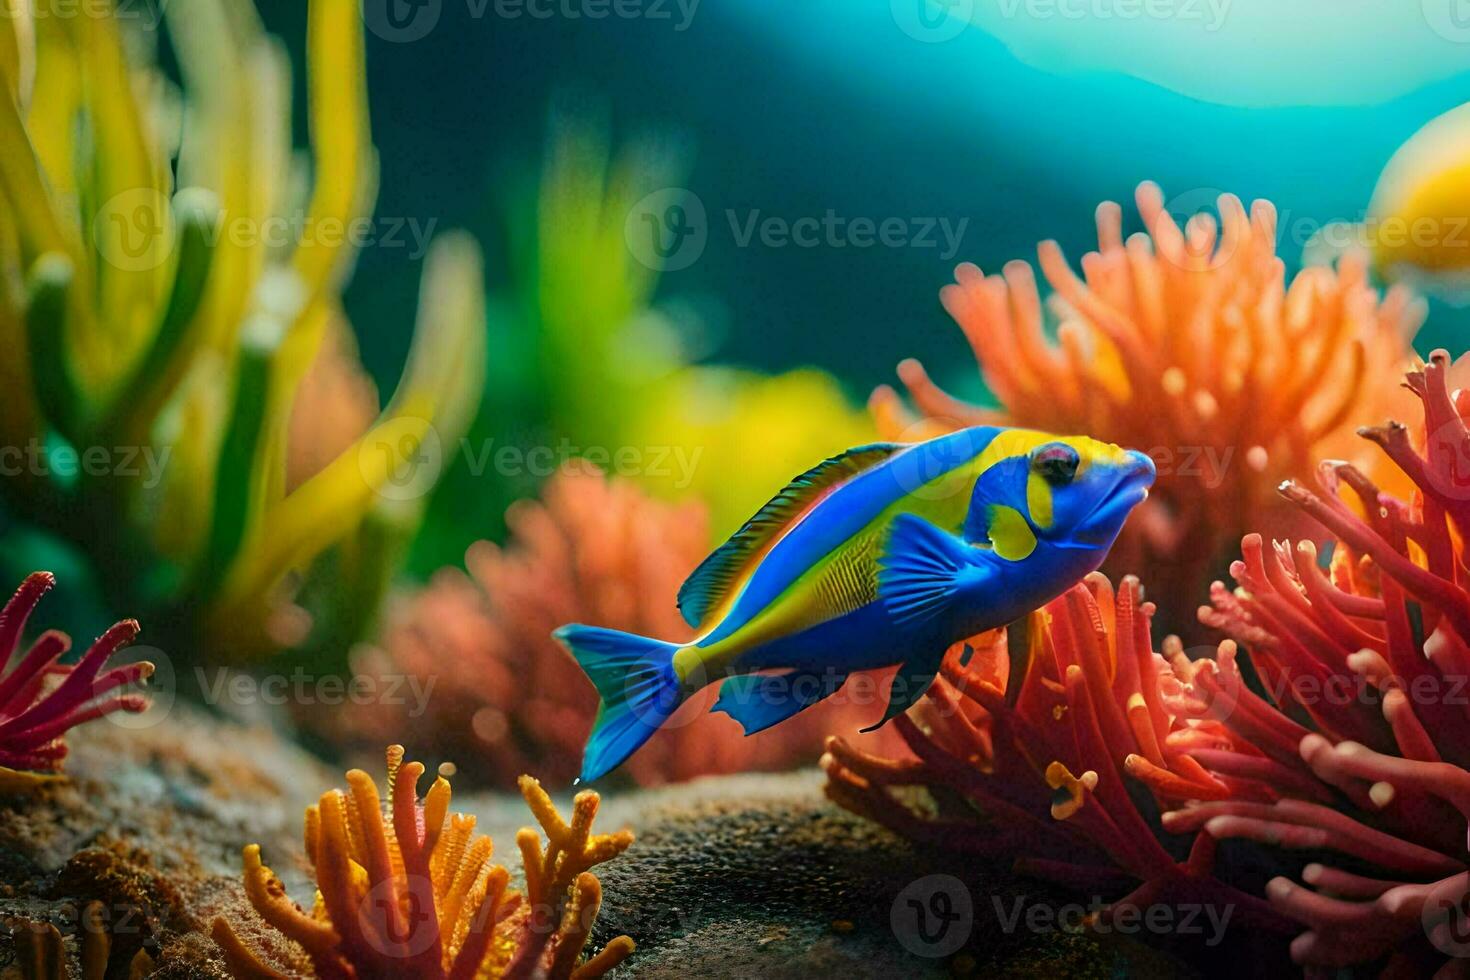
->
212;745;634;979
879;181;1423;627
348;463;907;787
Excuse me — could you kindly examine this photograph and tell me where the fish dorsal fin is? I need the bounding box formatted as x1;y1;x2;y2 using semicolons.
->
677;443;903;629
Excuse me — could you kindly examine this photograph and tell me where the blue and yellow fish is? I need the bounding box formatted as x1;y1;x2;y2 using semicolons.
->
555;427;1155;782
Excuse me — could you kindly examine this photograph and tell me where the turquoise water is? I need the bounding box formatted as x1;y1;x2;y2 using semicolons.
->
262;0;1470;394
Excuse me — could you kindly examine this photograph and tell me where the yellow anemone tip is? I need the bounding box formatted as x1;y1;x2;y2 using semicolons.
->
0;767;65;793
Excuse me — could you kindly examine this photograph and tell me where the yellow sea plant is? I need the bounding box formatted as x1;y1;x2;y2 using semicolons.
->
0;0;485;657
211;745;636;979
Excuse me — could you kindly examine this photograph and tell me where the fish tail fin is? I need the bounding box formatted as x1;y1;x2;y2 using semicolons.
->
554;624;684;782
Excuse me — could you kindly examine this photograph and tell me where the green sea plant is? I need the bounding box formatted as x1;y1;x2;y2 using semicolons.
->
415;108;871;570
0;0;485;658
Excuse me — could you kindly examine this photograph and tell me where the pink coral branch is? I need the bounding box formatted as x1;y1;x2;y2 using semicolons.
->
0;576;150;774
1280;481;1470;641
0;573;54;665
1165;799;1463;877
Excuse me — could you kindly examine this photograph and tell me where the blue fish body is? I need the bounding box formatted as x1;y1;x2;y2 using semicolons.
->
555;426;1155;781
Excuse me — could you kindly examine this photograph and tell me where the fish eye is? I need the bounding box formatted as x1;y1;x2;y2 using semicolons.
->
1030;443;1080;486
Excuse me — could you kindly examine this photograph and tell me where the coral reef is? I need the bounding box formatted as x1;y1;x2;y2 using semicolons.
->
0;0;485;658
821;576;1284;936
350;463;907;788
878;181;1422;629
1175;348;1470;970
0;572;150;788
0;697;1194;979
830;349;1470;971
212;745;635;979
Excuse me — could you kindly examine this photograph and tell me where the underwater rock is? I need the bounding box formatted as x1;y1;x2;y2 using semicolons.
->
0;700;333;976
548;771;1194;979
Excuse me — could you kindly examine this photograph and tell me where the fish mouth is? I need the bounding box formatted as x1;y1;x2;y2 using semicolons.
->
1071;453;1156;548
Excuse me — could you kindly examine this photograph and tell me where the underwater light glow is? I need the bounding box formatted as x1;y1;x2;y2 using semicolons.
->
949;0;1470;107
737;0;1470;108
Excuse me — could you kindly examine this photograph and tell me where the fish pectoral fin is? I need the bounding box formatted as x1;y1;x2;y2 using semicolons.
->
713;669;849;736
861;657;941;732
878;512;994;628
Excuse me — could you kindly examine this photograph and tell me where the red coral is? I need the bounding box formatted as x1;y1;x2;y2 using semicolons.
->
825;350;1470;970
0;572;151;776
1171;350;1470;970
823;576;1285;933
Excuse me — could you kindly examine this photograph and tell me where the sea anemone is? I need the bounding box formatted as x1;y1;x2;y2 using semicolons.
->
0;0;485;659
821;575;1283;933
878;181;1423;629
348;463;907;787
1175;348;1470;970
0;572;151;789
211;745;635;979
